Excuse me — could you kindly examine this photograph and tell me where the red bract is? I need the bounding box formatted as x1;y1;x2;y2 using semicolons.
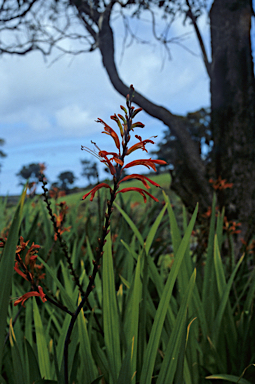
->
82;183;112;201
117;187;159;203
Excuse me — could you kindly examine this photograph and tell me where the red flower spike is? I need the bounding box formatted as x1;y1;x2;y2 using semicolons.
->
24;243;41;266
119;174;161;189
117;187;159;203
14;286;47;307
82;183;112;201
124;159;167;172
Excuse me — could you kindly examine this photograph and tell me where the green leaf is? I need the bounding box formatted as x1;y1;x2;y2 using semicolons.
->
24;338;41;383
145;204;167;254
37;256;76;313
34;380;58;384
9;320;25;384
123;253;142;378
90;375;104;384
212;237;243;346
202;193;217;323
157;270;196;384
77;296;97;384
139;204;198;384
103;232;121;383
163;191;181;255
114;202;144;247
206;374;251;384
33;297;51;379
0;186;27;369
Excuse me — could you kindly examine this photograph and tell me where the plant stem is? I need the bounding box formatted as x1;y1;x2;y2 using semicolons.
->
64;180;119;384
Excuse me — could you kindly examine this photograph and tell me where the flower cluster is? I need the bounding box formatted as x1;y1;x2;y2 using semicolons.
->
13;236;46;307
209;176;233;190
81;85;167;203
223;218;241;235
53;201;71;241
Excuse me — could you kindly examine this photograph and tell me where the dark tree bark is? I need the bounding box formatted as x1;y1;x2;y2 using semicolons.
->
210;0;255;241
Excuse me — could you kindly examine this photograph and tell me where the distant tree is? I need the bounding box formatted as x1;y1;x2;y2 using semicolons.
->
81;159;99;185
57;171;76;192
16;163;44;185
153;108;211;175
0;139;7;173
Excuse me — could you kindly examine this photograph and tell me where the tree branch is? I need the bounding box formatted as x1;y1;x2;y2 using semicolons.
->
185;0;211;78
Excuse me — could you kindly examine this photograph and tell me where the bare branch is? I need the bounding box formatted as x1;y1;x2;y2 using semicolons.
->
185;0;211;77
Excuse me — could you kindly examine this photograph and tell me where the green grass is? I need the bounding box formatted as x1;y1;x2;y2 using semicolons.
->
57;172;173;206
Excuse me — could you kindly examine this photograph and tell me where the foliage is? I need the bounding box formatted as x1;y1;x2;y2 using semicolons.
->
0;90;254;384
56;171;76;192
1;185;255;383
81;159;99;185
16;163;46;185
152;107;211;169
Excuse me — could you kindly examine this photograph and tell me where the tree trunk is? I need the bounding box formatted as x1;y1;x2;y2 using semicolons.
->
210;0;255;241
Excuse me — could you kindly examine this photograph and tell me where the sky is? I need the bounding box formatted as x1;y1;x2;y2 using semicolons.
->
0;5;213;196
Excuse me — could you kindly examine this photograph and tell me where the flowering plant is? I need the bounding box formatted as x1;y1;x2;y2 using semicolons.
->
81;85;166;204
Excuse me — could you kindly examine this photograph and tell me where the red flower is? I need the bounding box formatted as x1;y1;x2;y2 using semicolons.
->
14;261;31;281
126;139;155;155
209;176;233;190
117;187;159;203
96;118;121;153
119;174;161;189
14;286;47;307
82;183;112;201
124;159;167;172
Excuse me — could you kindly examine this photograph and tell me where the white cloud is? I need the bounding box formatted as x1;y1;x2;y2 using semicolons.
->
55;105;93;135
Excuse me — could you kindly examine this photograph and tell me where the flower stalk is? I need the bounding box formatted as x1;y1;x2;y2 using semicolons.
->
64;85;166;384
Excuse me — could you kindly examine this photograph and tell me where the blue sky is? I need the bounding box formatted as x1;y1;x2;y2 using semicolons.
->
0;9;213;195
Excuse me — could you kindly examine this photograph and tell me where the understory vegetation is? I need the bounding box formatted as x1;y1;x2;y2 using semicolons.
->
0;92;254;383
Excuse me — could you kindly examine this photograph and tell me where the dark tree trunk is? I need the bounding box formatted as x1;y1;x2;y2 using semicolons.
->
210;0;255;241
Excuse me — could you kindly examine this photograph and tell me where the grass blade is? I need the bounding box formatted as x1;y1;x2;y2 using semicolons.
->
157;270;196;384
103;232;121;383
33;297;51;379
139;204;198;384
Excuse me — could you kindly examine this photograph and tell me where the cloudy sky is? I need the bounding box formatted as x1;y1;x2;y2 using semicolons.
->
0;6;213;195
